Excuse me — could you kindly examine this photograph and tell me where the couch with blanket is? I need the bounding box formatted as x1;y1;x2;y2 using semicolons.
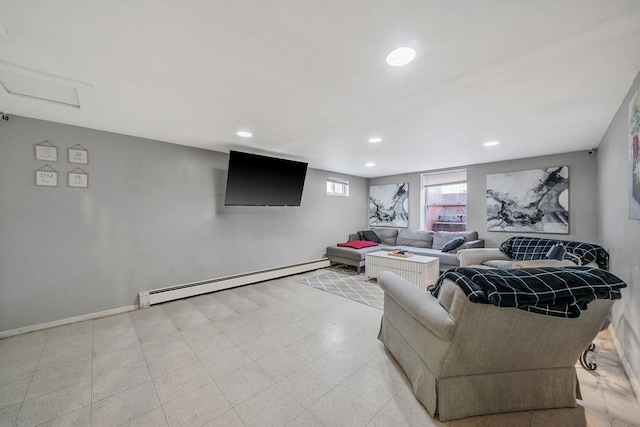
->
326;228;485;273
458;236;610;270
377;267;625;420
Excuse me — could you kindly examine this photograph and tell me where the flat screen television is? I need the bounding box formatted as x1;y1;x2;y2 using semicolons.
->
224;151;308;206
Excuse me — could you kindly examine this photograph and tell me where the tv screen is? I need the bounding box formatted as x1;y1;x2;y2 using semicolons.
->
224;151;308;206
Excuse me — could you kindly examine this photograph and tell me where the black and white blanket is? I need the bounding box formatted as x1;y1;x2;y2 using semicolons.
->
431;267;626;318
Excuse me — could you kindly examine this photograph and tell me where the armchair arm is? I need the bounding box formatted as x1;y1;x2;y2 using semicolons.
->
457;248;510;267
378;271;456;341
463;239;485;249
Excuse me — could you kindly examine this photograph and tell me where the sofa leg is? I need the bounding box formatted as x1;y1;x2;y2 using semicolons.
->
357;266;361;275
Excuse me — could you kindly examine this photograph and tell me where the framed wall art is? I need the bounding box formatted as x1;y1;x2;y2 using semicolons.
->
629;86;640;220
369;183;409;227
68;168;88;188
35;165;58;187
68;144;89;164
35;141;58;162
487;166;569;233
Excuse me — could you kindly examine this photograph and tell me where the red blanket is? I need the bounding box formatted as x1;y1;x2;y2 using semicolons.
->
337;240;379;249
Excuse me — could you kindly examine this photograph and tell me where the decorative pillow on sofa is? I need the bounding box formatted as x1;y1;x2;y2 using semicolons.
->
338;240;379;249
441;237;466;252
396;229;434;248
358;230;382;243
371;228;398;246
433;231;478;250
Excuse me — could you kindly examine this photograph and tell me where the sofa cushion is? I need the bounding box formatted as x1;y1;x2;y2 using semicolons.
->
358;230;381;243
433;231;478;250
372;228;399;246
396;229;434;248
483;260;518;269
441;237;466;253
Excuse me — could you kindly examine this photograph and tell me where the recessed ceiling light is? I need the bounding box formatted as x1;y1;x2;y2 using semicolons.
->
368;137;382;143
237;131;252;138
386;47;416;67
483;141;500;147
365;162;376;167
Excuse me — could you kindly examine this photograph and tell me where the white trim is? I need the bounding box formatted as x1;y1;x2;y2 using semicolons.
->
0;305;137;339
609;325;640;404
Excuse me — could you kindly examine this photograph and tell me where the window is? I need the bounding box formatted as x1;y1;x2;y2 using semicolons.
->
327;177;349;196
422;169;467;231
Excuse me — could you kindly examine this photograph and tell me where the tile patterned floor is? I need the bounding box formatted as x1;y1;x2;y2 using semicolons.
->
1;270;639;426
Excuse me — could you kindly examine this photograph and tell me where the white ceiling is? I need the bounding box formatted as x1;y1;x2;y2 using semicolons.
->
1;0;640;178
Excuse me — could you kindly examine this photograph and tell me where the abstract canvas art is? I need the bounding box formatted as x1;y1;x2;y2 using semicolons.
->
629;87;640;220
369;183;409;227
487;166;569;233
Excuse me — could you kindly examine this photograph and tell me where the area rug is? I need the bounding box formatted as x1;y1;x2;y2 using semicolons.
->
300;269;383;309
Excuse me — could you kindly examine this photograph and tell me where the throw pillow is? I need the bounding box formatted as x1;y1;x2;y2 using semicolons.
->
441;236;466;252
359;230;382;243
372;228;399;245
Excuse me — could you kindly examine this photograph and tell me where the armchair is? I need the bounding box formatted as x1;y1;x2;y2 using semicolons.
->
377;270;617;421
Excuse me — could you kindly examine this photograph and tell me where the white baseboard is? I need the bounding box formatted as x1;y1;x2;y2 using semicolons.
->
0;305;138;339
609;325;640;404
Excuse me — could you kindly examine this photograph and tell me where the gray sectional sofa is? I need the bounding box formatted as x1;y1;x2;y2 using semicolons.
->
326;228;484;273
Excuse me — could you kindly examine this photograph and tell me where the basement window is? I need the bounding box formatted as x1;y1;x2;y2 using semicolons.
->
327;177;349;197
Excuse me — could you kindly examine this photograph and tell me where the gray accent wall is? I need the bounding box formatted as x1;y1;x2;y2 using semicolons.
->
0;116;369;332
369;150;598;247
597;70;640;391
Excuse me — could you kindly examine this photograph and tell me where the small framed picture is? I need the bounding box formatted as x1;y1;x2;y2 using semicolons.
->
68;146;88;164
35;170;58;187
35;141;58;162
68;169;88;188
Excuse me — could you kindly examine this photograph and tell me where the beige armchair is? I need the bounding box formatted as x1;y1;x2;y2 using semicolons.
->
377;271;614;421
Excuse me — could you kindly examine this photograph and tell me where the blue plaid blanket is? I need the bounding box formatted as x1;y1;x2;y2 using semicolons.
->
431;267;626;318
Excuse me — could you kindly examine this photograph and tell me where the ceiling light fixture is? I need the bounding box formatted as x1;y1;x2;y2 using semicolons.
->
483;141;500;147
368;137;382;143
365;162;376;167
237;131;252;138
386;47;416;67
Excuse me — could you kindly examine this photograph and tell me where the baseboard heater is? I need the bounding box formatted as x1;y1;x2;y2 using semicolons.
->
138;258;330;307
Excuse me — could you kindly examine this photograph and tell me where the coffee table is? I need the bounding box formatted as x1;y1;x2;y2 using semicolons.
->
365;250;440;290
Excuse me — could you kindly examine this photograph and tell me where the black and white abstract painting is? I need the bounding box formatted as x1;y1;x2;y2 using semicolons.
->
487;166;569;233
369;183;409;227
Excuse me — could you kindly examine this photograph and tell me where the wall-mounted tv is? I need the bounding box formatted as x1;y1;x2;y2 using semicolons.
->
224;150;308;206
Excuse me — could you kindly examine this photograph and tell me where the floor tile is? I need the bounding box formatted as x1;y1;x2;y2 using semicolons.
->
238;332;286;360
46;320;93;342
234;383;305;427
92;359;152;402
92;343;145;377
312;347;367;382
91;380;160;426
0;342;43;369
162;381;231;427
146;343;199;379
153;361;213;404
36;405;91;427
278;364;338;408
0;358;38;386
15;380;91;427
120;407;168;427
26;358;92;399
0;404;20;427
342;364;405;409
285;410;324;426
307;384;378;427
0;330;49;354
0;377;30;409
215;362;275;406
256;347;309;381
201;345;253;378
202;408;246;426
